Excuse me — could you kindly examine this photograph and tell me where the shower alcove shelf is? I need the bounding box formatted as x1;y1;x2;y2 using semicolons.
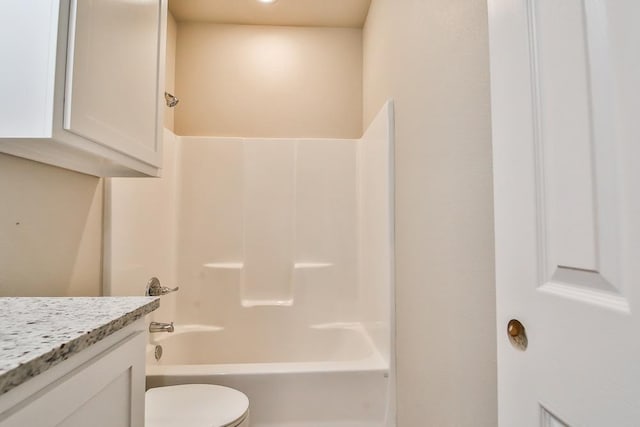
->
203;261;334;307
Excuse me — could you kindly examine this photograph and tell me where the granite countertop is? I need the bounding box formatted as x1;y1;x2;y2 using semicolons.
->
0;296;159;395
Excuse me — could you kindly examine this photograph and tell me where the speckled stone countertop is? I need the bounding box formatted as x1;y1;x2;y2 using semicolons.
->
0;297;159;395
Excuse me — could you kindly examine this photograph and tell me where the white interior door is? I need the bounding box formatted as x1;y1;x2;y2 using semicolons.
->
489;1;640;426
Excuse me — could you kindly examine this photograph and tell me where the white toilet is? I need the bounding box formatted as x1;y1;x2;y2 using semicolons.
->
145;384;250;427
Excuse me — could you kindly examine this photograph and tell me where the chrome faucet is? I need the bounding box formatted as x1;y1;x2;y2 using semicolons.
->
149;321;174;333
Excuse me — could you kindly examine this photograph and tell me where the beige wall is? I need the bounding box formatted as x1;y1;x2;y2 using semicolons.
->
363;0;498;425
0;154;102;297
174;23;362;138
362;0;392;129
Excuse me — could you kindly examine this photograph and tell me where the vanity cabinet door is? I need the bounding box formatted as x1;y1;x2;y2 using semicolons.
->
64;0;163;167
0;2;58;138
0;331;146;427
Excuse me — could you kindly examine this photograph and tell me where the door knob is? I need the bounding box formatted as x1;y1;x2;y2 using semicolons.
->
507;319;528;351
508;320;522;337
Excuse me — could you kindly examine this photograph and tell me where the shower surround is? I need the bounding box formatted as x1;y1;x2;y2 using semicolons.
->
105;102;394;427
177;134;358;318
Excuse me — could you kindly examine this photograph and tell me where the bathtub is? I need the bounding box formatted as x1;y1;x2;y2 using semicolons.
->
146;323;390;427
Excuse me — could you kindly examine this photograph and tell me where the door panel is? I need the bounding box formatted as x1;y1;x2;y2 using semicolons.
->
532;0;625;306
489;1;640;425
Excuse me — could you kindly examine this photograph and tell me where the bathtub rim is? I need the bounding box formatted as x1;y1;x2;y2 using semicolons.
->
145;322;389;376
146;354;388;377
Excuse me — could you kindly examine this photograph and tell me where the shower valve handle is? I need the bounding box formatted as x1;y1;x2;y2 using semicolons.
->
146;277;180;297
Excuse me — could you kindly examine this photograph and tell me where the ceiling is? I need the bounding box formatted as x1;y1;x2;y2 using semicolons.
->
168;0;372;28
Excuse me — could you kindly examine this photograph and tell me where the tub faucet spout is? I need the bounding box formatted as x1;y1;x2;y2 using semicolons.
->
149;321;174;333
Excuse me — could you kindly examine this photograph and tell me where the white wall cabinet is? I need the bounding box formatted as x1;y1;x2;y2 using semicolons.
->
0;0;167;177
0;320;147;427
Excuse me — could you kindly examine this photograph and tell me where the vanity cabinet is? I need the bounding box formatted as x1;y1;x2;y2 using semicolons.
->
0;320;146;427
0;0;167;177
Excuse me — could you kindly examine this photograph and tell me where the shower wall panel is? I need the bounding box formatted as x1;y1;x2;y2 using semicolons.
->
104;130;179;320
359;102;394;363
174;136;359;325
177;138;244;325
294;139;358;322
242;139;296;306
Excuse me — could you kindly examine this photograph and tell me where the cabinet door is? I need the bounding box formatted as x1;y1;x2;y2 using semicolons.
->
64;0;163;167
0;1;58;137
0;332;146;427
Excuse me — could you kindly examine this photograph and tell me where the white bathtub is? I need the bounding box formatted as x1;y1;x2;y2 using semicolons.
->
146;324;390;427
